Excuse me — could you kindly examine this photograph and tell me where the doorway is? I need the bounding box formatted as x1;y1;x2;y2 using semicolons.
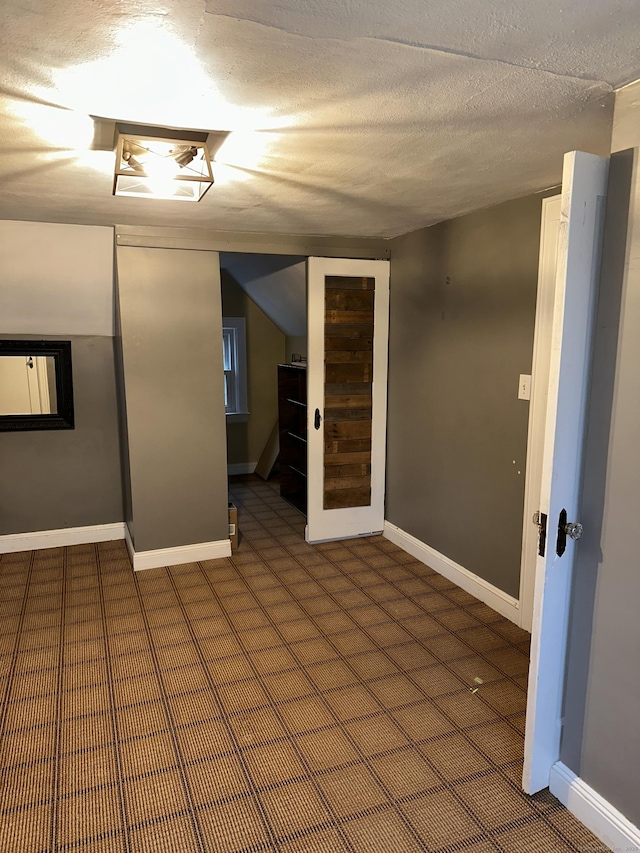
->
219;252;307;491
219;252;391;547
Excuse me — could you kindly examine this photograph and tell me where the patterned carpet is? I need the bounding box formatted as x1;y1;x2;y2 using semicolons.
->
0;476;600;852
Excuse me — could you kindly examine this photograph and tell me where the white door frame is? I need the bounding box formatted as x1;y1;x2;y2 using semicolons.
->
519;196;561;632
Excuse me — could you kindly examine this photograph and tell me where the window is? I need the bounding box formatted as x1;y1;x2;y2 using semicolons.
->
222;318;248;418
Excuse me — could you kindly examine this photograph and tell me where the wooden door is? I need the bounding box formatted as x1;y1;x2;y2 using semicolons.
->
306;257;390;543
523;151;609;793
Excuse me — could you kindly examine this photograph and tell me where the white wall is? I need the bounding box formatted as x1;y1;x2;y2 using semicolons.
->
0;220;115;336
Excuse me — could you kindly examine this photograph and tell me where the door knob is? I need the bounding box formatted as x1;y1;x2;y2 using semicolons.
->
556;508;583;557
314;408;321;430
564;522;583;541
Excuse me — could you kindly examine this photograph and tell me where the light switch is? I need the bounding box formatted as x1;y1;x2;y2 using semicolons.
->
518;374;531;400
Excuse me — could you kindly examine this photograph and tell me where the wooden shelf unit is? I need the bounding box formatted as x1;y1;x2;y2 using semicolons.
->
277;363;307;515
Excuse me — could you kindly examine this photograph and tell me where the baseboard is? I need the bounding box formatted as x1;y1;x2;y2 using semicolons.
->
383;521;520;624
124;526;231;571
228;462;257;476
550;762;640;852
0;522;126;554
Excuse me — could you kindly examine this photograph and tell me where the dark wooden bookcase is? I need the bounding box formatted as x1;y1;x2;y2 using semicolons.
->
277;364;307;514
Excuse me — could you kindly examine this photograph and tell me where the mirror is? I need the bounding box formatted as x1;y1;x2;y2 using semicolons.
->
0;340;74;431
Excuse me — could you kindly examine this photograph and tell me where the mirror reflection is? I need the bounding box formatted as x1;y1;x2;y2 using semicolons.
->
0;340;74;431
0;355;58;416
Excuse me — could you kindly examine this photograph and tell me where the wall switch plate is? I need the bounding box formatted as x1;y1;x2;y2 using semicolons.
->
518;374;532;400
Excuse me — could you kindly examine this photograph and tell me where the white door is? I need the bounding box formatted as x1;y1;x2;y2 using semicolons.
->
523;151;609;794
306;257;390;543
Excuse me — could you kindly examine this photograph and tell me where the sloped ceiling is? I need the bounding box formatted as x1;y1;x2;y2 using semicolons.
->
0;0;638;237
220;254;306;337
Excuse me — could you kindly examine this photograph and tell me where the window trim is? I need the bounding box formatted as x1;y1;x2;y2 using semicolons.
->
222;317;248;418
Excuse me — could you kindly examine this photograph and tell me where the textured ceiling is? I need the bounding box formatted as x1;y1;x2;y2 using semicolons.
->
0;0;637;238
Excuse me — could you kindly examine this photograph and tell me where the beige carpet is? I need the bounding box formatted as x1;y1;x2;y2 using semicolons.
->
0;476;600;852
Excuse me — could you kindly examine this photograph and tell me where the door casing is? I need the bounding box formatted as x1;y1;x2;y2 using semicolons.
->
519;196;561;632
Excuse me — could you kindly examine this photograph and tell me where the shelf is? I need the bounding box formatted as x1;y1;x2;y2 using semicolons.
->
289;465;307;478
278;363;307;516
286;431;307;444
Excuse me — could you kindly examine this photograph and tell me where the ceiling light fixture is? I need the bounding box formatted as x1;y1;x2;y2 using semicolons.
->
113;125;214;202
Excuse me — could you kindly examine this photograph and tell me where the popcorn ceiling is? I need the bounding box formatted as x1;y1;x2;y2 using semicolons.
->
0;0;634;236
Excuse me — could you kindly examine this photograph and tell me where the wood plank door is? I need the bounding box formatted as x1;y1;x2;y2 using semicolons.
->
306;257;390;543
523;151;609;794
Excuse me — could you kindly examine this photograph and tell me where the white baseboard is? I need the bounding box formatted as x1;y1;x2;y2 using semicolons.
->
0;522;126;554
124;525;231;571
550;762;640;853
383;521;520;624
228;462;257;476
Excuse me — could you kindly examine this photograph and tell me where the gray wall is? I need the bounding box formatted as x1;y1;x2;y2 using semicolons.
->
386;193;554;598
560;84;640;825
116;246;228;552
221;271;285;468
0;334;123;534
0;221;123;535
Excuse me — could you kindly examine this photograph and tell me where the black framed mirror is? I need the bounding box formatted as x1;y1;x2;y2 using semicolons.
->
0;340;75;431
